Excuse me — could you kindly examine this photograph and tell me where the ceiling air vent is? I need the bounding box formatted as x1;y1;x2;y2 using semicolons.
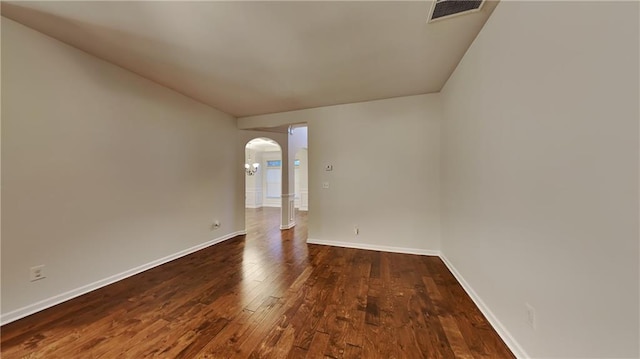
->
428;0;485;23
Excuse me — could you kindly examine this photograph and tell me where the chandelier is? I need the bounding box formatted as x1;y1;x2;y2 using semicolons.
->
244;160;259;176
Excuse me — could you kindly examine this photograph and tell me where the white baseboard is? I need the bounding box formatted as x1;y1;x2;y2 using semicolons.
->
306;238;441;256
439;255;528;359
0;230;246;326
280;222;296;230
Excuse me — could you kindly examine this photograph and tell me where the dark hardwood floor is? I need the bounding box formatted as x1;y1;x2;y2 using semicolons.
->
1;208;514;358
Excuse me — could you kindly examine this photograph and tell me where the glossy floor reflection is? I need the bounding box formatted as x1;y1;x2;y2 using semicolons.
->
1;207;513;358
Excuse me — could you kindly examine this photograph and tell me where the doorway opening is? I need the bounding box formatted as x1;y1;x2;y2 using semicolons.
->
244;137;282;234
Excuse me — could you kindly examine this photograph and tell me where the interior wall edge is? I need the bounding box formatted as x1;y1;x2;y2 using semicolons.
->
439;254;529;359
307;239;528;358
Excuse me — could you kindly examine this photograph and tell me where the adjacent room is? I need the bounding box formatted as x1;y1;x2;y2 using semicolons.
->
1;1;638;358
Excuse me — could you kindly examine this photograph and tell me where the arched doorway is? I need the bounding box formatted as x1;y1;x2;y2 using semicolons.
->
244;138;282;232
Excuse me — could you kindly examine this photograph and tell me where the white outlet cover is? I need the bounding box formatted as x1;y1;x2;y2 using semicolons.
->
525;303;536;329
30;265;45;281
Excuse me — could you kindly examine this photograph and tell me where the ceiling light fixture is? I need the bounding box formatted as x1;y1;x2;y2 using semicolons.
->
244;157;259;176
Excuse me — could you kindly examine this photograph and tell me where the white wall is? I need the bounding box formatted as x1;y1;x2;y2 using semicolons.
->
1;18;242;322
287;126;308;222
241;94;442;253
294;148;309;211
309;95;441;253
440;2;639;358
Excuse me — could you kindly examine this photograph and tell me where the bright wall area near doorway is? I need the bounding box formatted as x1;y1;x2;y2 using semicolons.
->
294;148;308;211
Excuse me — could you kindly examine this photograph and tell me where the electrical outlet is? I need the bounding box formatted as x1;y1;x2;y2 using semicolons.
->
525;303;536;330
354;226;359;235
30;265;46;282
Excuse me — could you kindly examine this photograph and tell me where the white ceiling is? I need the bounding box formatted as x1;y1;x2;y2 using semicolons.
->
1;1;498;118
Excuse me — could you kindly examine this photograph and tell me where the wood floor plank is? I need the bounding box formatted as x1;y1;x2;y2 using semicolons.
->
286;345;307;359
305;331;330;358
344;343;363;358
364;296;380;326
291;272;338;350
1;208;514;358
115;318;172;358
194;309;255;358
439;314;474;359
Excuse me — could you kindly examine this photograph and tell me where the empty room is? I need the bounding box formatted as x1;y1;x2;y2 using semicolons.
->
1;1;638;358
